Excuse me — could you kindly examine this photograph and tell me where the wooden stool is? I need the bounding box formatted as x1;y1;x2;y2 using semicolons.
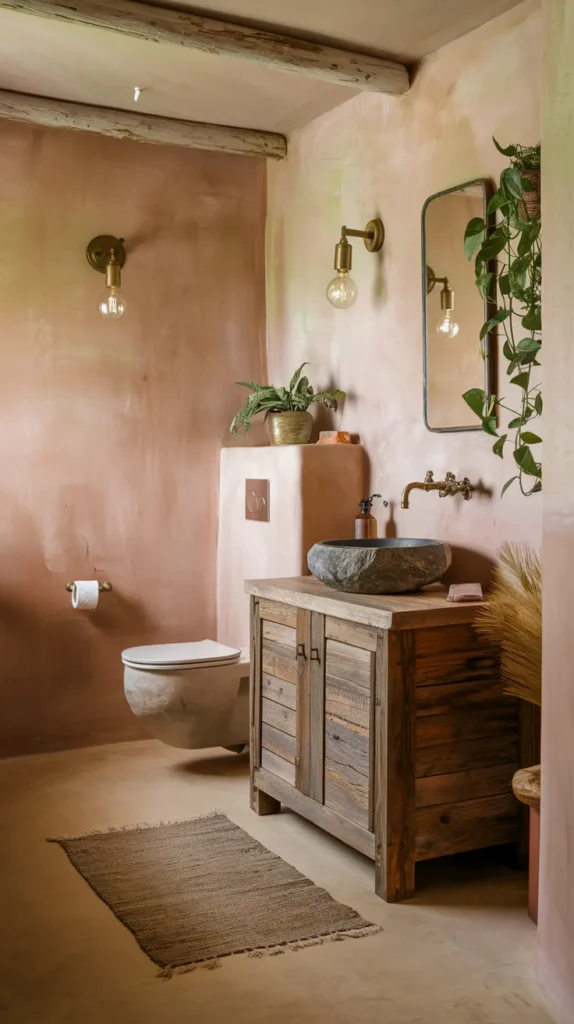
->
512;765;541;923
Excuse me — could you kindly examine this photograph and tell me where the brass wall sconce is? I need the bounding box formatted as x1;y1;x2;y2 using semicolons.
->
326;219;385;309
86;235;127;320
426;265;459;338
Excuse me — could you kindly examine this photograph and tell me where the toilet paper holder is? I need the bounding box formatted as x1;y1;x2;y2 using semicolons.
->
65;582;113;592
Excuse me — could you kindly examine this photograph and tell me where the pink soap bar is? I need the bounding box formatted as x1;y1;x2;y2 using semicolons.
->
447;583;484;602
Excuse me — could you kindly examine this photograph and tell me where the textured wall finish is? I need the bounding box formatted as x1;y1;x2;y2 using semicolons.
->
266;1;542;578
0;121;266;756
539;0;574;1017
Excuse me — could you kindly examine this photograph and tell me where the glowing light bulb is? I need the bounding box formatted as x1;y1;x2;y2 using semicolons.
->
326;270;358;309
99;287;126;320
436;310;459;338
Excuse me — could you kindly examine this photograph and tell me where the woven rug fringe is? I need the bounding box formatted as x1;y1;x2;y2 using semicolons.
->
47;810;224;844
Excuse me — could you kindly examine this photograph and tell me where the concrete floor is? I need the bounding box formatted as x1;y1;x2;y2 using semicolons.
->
0;738;555;1024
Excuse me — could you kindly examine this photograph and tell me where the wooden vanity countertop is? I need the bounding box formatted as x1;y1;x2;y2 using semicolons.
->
244;576;485;631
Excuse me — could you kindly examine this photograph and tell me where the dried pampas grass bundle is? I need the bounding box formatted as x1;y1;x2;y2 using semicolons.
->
476;542;541;706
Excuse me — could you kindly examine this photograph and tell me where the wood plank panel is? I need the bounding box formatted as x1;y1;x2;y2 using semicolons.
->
415;624;484;655
325;676;370;730
261;640;297;684
261;723;296;763
261;697;296;736
262;621;296;649
415;794;520;860
324;761;369;826
296;608;311;796
261;673;296;711
261;748;296;786
325;719;369;778
325;638;372;691
416;680;515;717
416;735;519;778
308;611;326;804
250;597;280;816
254;768;375;860
415;762;517;808
415;648;499;686
325;616;378;652
259;599;298;629
416;705;518;748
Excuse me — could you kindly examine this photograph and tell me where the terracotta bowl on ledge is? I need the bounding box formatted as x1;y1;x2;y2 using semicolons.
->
307;538;452;594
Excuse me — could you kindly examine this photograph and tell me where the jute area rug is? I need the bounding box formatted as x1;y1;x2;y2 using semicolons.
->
49;812;380;976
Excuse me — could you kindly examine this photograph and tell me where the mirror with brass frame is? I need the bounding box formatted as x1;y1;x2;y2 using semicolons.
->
422;179;493;432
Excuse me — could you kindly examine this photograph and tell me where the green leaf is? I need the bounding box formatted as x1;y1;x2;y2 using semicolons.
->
482;415;498;437
480;308;510;340
514;445;541;477
499;273;511;296
510;372;531;389
475;271;493;299
521;431;542;444
462;387;486;417
234;380;267;391
517;337;541;354
493;137;518;158
493;434;507;458
476;235;509;263
501;166;523;198
518;221;541;256
508;416;524;429
487;191;511;214
522;308;542;331
501;476;518;497
288;362;308;393
464;217;486;259
531;480;542;493
534;393;543;415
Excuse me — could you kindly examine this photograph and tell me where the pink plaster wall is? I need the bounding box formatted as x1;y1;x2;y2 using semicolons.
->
0;121;266;756
266;1;542;579
539;0;574;1016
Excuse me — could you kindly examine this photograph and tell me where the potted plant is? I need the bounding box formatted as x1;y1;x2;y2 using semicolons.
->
230;363;346;446
463;138;542;497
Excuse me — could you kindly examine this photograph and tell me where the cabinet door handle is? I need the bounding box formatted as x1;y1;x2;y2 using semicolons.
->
297;643;306;658
310;648;320;661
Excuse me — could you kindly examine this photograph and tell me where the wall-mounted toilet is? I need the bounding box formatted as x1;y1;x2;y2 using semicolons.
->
122;640;249;751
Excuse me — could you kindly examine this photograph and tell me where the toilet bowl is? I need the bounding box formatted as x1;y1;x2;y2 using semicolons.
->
122;639;250;751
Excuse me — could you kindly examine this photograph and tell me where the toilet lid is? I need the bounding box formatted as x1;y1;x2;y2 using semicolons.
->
121;640;241;669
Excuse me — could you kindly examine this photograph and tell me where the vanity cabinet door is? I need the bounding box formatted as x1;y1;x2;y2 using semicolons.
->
257;599;298;786
323;619;377;830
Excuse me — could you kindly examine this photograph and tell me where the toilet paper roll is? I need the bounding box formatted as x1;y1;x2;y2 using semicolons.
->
71;581;99;610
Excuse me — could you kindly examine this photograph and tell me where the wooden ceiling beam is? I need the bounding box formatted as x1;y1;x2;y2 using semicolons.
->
0;88;287;159
0;0;410;96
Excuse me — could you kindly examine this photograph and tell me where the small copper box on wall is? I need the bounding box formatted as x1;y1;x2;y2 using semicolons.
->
245;479;270;522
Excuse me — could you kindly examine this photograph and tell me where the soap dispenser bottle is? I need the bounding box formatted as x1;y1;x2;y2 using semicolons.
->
354;495;388;540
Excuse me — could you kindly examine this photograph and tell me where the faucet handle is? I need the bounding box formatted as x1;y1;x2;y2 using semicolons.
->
424;470;434;483
445;471;456;482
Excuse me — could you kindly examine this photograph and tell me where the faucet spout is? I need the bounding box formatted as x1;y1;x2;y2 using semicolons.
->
401;471;474;509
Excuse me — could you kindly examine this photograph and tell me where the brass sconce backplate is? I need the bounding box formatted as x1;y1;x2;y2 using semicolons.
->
363;218;385;252
86;235;126;273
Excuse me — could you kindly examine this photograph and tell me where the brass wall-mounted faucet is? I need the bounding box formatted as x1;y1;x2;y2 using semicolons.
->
401;471;474;509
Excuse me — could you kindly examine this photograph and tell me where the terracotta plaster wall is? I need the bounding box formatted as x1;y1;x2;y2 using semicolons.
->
266;1;542;575
0;122;266;756
539;0;574;1017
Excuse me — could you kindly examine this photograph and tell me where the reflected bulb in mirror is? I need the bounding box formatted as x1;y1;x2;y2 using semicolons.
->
99;287;126;320
436;311;459;338
326;270;358;309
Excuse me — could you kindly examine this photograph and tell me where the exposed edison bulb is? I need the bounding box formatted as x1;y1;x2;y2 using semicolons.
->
436;310;459;338
99;287;126;320
326;270;358;309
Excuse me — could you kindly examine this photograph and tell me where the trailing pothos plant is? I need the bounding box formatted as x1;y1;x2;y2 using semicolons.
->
463;139;542;497
230;362;345;434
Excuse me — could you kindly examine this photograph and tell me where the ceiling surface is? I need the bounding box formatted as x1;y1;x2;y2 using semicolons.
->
0;0;527;134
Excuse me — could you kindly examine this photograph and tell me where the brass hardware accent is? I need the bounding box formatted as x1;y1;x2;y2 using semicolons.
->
86;235;126;275
426;264;454;311
401;471;474;509
333;219;384;271
297;643;306;658
294;756;301;768
65;581;112;592
310;648;320;661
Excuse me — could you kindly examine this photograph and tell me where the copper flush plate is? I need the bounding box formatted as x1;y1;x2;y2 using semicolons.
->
245;479;270;522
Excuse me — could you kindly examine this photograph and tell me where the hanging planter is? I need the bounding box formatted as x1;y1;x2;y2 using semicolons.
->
463;139;542;497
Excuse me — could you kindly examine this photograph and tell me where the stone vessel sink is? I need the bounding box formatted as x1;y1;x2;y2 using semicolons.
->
307;538;452;594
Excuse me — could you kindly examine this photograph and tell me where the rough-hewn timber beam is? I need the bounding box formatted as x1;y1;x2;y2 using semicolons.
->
0;88;287;159
0;0;410;96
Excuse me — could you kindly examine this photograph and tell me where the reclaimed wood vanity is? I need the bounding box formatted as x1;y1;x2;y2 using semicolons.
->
246;576;527;902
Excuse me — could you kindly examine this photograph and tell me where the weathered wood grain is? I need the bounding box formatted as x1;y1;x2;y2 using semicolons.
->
415;794;519;860
262;640;297;685
1;0;409;95
259;599;298;629
375;630;416;902
416;679;515;717
296;608;311;796
416;734;519;778
325;616;378;652
325;638;372;691
415;648;499;686
261;748;296;786
324;760;369;826
262;620;296;649
261;673;296;711
254;768;375;859
308;611;326;804
261;697;296;737
325;677;370;730
250;597;280;816
416;705;518;748
0;88;286;159
415;762;517;808
261;723;296;763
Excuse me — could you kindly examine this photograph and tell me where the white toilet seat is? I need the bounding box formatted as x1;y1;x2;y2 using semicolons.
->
121;639;241;672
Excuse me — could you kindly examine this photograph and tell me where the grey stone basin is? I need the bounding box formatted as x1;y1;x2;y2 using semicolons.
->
307;538;452;595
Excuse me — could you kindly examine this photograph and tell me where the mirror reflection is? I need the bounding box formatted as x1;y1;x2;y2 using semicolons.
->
422;180;492;432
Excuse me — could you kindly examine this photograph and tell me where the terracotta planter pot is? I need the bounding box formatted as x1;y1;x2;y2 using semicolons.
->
519;169;541;220
266;411;313;445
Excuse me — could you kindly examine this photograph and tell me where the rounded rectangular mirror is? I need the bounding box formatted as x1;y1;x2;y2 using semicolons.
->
422;179;493;432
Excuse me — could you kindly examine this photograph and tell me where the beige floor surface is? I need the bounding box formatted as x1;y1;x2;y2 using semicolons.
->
0;738;556;1024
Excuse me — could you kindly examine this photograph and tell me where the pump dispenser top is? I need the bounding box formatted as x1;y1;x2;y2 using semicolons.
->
354;494;388;540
